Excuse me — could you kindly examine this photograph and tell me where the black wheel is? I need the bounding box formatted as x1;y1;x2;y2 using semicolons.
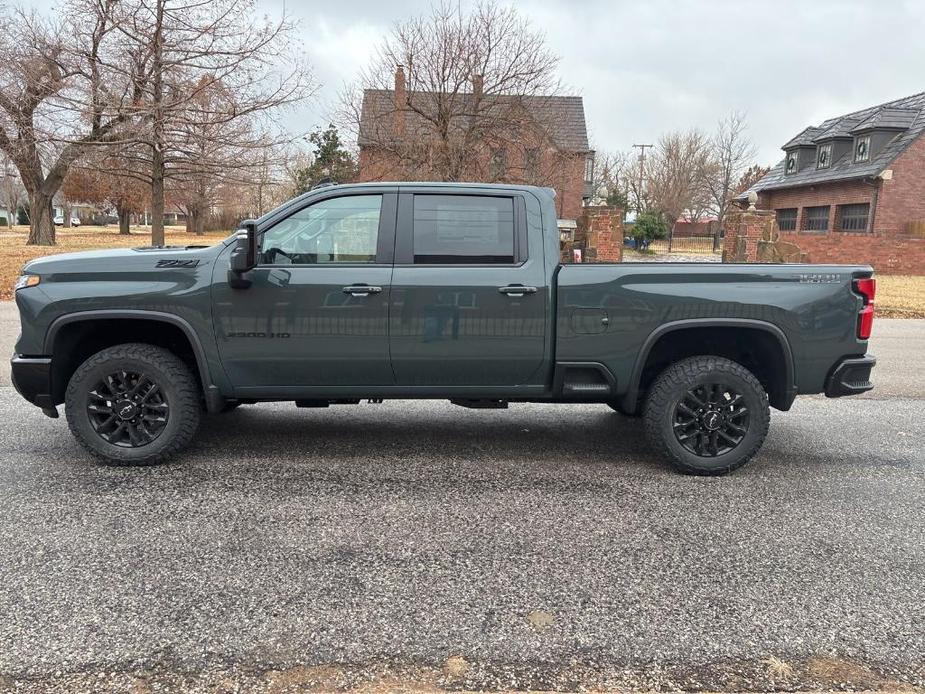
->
643;356;770;475
65;343;201;465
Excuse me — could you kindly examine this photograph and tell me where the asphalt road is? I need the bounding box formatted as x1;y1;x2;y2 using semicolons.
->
1;303;924;692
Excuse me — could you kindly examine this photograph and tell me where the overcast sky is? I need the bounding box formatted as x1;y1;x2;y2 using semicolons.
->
254;0;925;167
25;0;925;166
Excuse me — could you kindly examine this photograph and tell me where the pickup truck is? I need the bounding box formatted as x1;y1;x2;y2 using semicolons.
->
11;182;877;475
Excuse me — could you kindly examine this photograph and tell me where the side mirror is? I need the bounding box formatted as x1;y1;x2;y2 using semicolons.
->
228;219;258;288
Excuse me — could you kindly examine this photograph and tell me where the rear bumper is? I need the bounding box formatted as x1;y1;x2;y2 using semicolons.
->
825;354;876;398
10;355;55;409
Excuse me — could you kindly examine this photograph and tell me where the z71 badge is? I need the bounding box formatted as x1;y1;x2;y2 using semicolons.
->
156;259;200;268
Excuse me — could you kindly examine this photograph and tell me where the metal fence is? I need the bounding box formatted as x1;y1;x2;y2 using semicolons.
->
646;232;722;255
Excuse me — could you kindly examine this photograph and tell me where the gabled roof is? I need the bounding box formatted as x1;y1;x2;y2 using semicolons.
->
851;107;919;132
739;91;925;197
782;126;823;149
358;90;590;152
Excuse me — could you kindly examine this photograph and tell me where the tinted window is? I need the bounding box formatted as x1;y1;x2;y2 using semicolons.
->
413;195;515;264
261;195;381;264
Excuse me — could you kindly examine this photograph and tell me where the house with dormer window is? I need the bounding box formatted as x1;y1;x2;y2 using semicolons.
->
738;92;925;274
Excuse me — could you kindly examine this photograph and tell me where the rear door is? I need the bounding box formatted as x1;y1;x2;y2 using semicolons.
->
389;188;547;386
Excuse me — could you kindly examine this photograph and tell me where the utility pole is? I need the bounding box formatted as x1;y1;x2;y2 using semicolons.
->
632;143;653;213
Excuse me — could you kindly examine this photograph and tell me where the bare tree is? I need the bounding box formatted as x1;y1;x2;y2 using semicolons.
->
586;150;628;208
703;111;757;227
342;1;562;182
622;150;650;214
0;2;136;245
734;164;771;197
0;153;24;229
646;129;712;226
109;0;315;245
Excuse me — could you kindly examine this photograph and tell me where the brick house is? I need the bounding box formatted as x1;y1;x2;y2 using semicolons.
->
738;92;925;274
356;67;594;223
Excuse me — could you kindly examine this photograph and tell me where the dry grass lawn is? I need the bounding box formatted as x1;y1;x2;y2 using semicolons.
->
876;275;925;318
2;226;923;317
0;224;229;300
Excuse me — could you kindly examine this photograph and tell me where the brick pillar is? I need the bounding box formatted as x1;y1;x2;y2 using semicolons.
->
578;205;624;262
723;210;776;263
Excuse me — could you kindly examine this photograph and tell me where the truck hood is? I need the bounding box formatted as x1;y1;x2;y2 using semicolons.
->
22;243;225;275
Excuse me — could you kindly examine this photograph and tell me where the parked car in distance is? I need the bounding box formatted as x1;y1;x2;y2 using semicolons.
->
11;183;877;475
53;214;81;227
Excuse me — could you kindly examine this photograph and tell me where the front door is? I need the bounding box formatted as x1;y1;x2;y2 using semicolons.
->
389;190;548;386
212;191;397;389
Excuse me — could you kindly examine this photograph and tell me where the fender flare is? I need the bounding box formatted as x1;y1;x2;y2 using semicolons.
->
620;317;797;413
44;309;223;410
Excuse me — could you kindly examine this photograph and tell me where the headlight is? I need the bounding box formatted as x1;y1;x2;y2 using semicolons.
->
14;274;40;291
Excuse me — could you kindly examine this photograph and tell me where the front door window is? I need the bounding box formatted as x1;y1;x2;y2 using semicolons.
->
261;195;382;264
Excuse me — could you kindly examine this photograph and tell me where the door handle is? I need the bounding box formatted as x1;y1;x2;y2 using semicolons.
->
498;285;537;297
343;285;382;297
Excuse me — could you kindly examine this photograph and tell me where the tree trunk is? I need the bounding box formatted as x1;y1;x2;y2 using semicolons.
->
118;206;131;235
194;209;205;235
26;192;55;245
62;201;72;228
150;146;165;246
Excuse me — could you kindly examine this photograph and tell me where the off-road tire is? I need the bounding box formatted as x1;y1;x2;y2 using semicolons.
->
643;356;770;475
65;343;201;465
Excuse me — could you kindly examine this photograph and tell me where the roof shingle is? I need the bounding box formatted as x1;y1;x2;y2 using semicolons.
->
740;91;925;197
357;90;590;152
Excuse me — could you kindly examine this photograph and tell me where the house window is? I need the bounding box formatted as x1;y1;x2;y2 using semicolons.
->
785;151;798;174
855;135;871;162
817;143;832;169
838;203;870;232
489;148;507;179
584;154;595;184
776;208;798;231
802;205;830;232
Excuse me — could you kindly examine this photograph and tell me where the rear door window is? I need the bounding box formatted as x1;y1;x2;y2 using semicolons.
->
412;195;515;264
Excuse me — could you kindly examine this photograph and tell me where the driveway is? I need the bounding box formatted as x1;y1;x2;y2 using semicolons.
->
1;302;923;692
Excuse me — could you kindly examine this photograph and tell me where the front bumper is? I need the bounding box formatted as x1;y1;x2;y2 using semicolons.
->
825;354;876;398
10;355;56;411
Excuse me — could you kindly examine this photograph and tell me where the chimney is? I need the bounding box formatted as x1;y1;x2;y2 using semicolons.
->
394;65;406;137
471;73;483;99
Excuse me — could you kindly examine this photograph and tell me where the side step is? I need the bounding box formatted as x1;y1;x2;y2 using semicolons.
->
561;382;611;395
554;362;616;399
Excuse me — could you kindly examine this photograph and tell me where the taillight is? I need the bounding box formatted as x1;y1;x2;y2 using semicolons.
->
854;277;876;340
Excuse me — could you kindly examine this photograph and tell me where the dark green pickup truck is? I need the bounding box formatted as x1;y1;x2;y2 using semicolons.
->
11;183;876;474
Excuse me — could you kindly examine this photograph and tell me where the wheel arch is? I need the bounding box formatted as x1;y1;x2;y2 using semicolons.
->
44;310;223;411
621;318;796;414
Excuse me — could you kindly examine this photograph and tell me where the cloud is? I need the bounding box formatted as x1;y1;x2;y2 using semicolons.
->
277;0;925;166
26;0;922;167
